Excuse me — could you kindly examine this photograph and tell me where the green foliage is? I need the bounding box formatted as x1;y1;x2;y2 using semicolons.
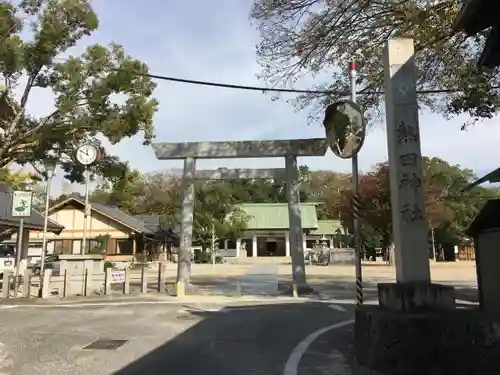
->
86;160;497;250
0;0;158;182
338;157;500;248
250;0;500;126
194;182;250;250
424;157;498;244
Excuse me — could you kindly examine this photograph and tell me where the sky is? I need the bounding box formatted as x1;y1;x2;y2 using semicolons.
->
23;0;500;194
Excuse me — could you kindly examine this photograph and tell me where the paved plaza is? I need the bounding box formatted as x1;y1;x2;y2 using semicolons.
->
0;261;478;374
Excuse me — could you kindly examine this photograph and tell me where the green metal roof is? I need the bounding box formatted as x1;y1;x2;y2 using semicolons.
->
309;220;342;235
236;203;318;230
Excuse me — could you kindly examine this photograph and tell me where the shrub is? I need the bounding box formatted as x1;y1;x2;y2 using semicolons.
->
193;249;211;263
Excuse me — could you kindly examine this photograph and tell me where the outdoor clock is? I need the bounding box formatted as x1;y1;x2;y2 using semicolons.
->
76;144;99;166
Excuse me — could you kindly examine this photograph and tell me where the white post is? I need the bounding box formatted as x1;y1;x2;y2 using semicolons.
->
39;166;54;297
329;238;334;249
236;238;241;257
383;39;430;283
285;231;290;257
14;218;24;296
252;233;257;257
81;167;90;255
211;222;216;266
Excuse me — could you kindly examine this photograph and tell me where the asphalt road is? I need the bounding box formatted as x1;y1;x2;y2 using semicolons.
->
0;300;355;375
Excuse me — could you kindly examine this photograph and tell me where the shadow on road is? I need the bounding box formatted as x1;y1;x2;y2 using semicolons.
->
113;301;355;375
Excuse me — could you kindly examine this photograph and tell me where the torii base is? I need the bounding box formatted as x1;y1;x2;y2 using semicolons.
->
173;281;198;297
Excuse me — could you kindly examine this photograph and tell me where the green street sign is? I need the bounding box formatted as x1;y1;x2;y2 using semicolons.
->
12;191;33;217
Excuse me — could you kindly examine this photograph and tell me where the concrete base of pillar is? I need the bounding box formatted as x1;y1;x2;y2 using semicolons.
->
172;281;197;297
283;283;314;297
353;305;500;375
378;282;455;312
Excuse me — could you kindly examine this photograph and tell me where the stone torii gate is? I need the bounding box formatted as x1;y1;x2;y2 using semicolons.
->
152;138;328;296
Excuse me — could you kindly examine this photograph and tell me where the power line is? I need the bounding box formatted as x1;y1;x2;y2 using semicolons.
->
128;70;500;96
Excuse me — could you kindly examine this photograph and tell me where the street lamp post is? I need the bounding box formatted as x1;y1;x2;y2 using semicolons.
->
38;161;56;297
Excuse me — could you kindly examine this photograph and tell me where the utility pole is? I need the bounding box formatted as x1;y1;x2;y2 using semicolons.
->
322;62;367;307
349;61;363;307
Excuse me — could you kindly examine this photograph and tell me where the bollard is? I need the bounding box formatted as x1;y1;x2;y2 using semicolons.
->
83;269;89;297
23;270;32;298
63;269;71;298
140;266;148;294
1;272;11;299
123;268;130;294
12;274;18;298
292;282;299;298
236;280;241;295
104;268;112;296
41;269;52;298
157;263;166;293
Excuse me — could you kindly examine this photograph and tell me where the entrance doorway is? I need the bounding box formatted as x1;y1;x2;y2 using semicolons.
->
257;238;286;257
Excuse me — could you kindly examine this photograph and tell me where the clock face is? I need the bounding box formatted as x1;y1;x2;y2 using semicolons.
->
76;144;98;166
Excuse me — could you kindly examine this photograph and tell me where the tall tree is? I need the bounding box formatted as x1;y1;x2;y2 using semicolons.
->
424;157;499;244
0;166;38;189
194;182;250;251
250;0;499;126
0;0;158;181
336;158;500;252
338;163;393;250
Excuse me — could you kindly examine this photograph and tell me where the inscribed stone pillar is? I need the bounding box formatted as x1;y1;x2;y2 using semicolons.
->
383;38;430;282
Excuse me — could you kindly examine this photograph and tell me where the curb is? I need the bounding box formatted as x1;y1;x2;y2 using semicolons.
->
0;294;352;309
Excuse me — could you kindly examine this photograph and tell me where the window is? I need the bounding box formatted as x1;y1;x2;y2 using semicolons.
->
52;240;64;254
72;240;82;255
86;239;102;252
116;239;133;255
83;238;107;254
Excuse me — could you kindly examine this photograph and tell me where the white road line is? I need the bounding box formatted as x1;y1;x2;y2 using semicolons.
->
328;304;346;312
283;319;354;375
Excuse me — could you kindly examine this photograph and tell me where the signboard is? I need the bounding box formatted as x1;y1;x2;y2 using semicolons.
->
110;270;125;284
11;191;33;217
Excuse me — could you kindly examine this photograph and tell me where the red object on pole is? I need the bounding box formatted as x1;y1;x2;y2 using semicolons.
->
348;61;356;72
